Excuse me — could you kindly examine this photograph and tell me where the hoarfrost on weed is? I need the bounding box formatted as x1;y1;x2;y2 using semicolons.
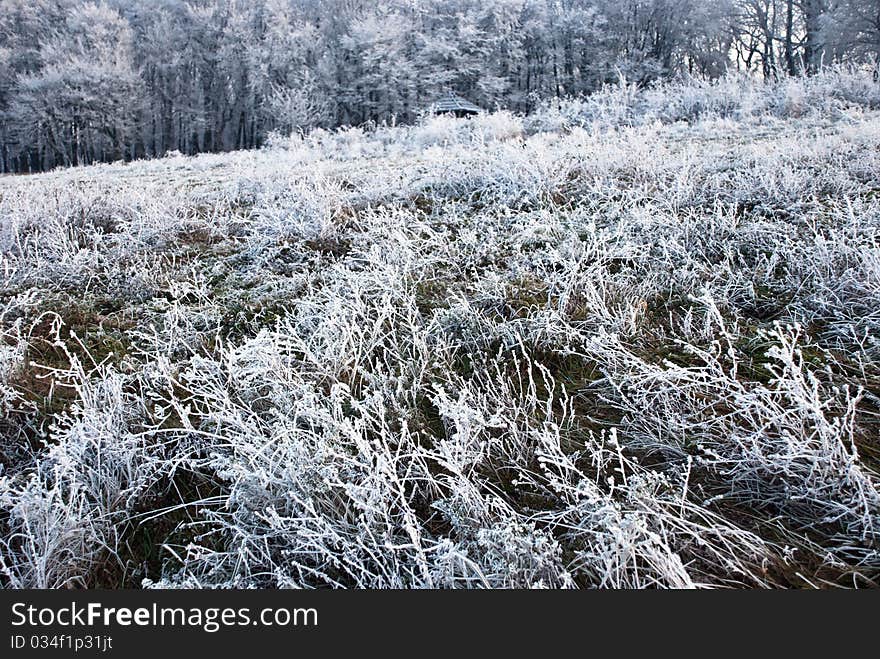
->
1;69;879;588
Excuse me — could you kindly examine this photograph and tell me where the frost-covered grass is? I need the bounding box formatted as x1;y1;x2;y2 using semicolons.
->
1;71;879;589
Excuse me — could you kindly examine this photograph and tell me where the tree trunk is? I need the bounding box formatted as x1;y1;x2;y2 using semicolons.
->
785;0;796;75
802;0;826;73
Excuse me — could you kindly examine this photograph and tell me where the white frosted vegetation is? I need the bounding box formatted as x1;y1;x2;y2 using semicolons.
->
1;71;879;588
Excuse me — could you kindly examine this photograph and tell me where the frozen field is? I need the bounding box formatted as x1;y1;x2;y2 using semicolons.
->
1;72;879;588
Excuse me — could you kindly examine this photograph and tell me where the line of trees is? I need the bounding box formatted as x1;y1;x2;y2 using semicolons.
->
1;0;878;173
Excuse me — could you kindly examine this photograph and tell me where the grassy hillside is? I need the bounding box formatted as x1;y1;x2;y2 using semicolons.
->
1;71;879;588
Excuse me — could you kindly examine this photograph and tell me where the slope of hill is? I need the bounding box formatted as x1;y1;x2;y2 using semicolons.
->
1;72;879;588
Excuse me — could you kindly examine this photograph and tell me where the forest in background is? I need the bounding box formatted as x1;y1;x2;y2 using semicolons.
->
1;0;879;173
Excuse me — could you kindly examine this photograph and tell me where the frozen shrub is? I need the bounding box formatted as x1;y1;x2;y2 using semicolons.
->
525;97;591;133
462;521;573;589
528;66;879;131
412;113;463;148
0;335;25;416
581;77;642;126
0;360;170;587
251;174;347;241
469;110;524;143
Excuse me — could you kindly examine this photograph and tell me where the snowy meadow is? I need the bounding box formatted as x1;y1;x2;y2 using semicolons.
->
1;71;879;588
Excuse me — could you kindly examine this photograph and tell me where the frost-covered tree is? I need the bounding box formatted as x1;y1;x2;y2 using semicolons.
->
262;74;334;134
823;0;880;64
336;6;420;124
5;2;142;169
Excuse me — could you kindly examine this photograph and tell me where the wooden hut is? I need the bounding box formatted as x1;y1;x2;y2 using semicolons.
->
432;94;482;118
